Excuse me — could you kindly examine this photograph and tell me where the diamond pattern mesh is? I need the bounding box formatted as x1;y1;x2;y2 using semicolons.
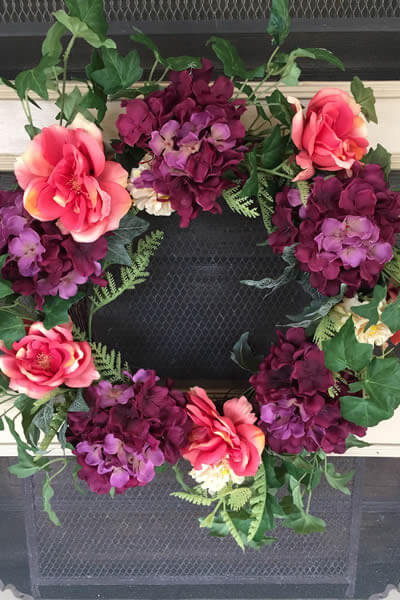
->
25;459;358;586
93;211;309;381
0;0;399;23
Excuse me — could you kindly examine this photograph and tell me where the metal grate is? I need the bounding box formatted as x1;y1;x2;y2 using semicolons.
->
24;458;362;597
0;0;400;24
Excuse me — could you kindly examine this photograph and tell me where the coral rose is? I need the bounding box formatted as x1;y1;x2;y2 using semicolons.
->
182;387;265;477
289;88;368;181
0;321;99;399
15;114;132;243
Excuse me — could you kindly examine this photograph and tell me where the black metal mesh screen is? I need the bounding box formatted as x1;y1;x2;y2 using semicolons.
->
0;0;399;23
93;211;309;381
24;458;362;597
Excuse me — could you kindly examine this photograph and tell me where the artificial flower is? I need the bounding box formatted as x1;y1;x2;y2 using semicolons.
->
0;321;99;399
116;59;247;227
332;295;393;347
289;88;368;181
189;459;244;494
250;328;367;454
67;369;192;494
127;155;174;216
182;387;265;477
0;190;28;252
269;164;400;296
14;114;132;243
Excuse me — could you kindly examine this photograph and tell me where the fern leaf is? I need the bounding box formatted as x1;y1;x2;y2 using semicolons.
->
313;313;342;348
296;180;310;206
221;505;245;551
257;174;275;233
91;230;164;313
89;341;127;383
223;186;259;218
171;491;215;507
247;460;267;541
227;486;252;511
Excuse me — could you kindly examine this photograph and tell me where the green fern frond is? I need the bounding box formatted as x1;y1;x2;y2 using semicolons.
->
171;491;215;507
223;186;259;218
71;325;86;342
89;341;128;383
296;180;310;206
383;247;400;285
91;230;164;314
227;486;252;511
257;175;275;233
247;460;267;541
313;312;342;348
221;505;245;551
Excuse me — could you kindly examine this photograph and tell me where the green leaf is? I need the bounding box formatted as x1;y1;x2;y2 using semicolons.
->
221;505;245;551
68;389;89;412
24;124;41;139
283;511;326;534
301;48;345;71
284;285;346;329
207;37;264;79
281;61;301;86
288;475;304;509
261;125;288;169
105;239;133;267
341;356;400;427
267;89;294;128
351;76;377;123
0;257;14;297
91;48;143;95
65;0;108;38
41;291;84;330
362;144;391;181
267;0;290;46
0;311;25;348
247;459;267;541
239;148;258;198
0;416;3;431
231;331;263;372
105;214;149;266
346;434;370;449
322;317;373;373
15;55;59;101
78;89;107;124
163;56;202;71
53;11;116;49
381;293;400;332
324;463;354;495
56;85;83;123
32;401;55;433
42;21;67;58
130;27;162;62
352;284;386;327
42;473;61;526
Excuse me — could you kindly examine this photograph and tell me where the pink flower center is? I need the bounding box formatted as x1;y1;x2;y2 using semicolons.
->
69;176;82;194
34;352;52;371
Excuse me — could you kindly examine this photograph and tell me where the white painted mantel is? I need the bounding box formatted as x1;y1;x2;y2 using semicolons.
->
0;80;399;456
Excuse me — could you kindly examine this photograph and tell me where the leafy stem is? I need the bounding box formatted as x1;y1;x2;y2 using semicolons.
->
147;58;160;83
157;66;170;83
258;165;291;179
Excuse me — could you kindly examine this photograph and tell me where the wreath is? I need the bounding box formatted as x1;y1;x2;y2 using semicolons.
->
1;0;400;551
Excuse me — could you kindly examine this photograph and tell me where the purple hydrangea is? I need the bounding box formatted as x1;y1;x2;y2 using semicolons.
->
250;328;367;454
0;190;29;252
269;163;400;296
66;370;192;495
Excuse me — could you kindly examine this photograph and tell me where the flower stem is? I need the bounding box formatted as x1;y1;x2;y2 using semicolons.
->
156;67;170;83
258;166;291;179
147;58;160;83
60;34;76;126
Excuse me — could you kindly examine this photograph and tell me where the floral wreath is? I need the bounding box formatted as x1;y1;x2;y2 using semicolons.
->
1;0;400;551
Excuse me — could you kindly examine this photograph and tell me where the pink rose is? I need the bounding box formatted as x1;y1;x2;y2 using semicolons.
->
0;321;99;399
182;387;265;477
290;88;369;181
15;114;132;243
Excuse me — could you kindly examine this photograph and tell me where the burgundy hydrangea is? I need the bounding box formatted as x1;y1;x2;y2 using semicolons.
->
66;369;192;495
269;163;400;296
250;328;367;454
116;58;247;227
1;216;108;310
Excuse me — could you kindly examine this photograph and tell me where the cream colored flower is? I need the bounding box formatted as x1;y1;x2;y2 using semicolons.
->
189;458;244;495
127;155;174;216
332;294;392;347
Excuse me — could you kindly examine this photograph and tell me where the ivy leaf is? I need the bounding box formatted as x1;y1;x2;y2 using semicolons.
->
0;311;25;348
351;76;377;124
78;89;107;124
324;463;353;495
351;284;386;328
362;144;391;181
130;27;162;63
32;401;55;433
239;148;258;198
163;56;202;71
105;214;149;266
267;0;290;46
207;37;264;79
341;356;400;427
15;55;59;101
91;48;143;95
284;285;346;329
346;434;370;449
68;388;89;412
65;0;108;38
281;61;301;86
41;291;85;330
322;317;372;373
283;511;326;534
0;256;14;297
55;85;83;123
42;21;67;58
42;473;61;526
381;293;400;332
261;125;288;169
53;11;116;49
231;332;263;372
301;48;345;71
267;89;294;128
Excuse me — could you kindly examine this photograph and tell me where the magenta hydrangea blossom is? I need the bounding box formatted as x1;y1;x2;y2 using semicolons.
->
250;328;367;454
0;190;29;252
66;370;192;495
8;228;45;277
116;59;247;227
268;163;400;295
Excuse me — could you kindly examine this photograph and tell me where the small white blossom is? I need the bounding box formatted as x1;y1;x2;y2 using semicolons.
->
128;155;174;216
189;459;244;495
333;294;393;347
